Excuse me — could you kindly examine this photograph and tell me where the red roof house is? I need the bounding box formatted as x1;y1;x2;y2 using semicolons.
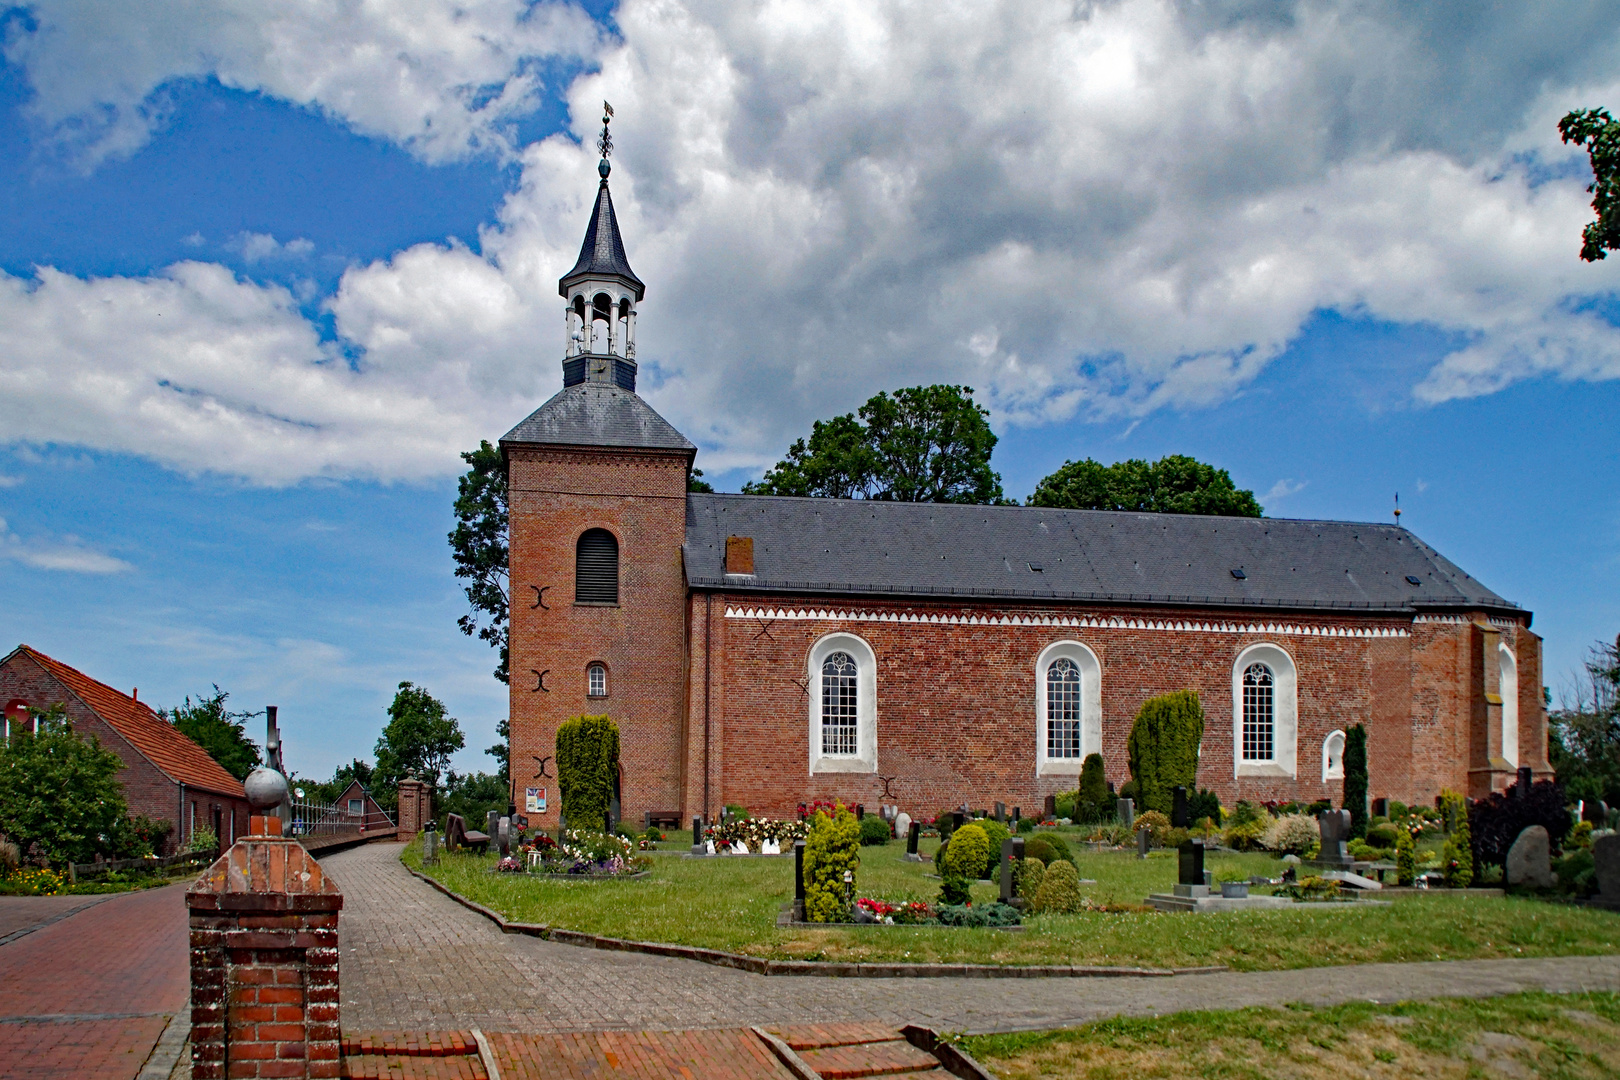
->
1;644;250;852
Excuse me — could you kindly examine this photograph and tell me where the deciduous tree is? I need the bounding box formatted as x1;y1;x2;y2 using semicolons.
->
1559;108;1620;261
373;682;464;803
449;440;510;684
0;705;134;863
1028;454;1261;516
163;685;261;780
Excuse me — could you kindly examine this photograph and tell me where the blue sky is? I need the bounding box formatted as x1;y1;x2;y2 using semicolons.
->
1;2;1618;781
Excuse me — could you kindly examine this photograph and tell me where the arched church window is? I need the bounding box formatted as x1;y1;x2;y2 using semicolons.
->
1045;658;1082;759
1322;729;1346;782
820;652;859;756
587;663;607;698
1242;663;1275;761
1500;643;1519;769
575;529;619;604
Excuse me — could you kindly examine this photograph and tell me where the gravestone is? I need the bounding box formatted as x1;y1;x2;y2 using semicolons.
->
1171;786;1189;829
1043;795;1057;819
1371;797;1389;818
1505;825;1553;888
1594;834;1620;907
691;815;705;855
905;821;922;861
1176;839;1206;897
994;802;1006;822
497;816;511;858
1137;827;1150;859
1317;809;1354;867
486;810;500;845
793;840;806;921
856;804;865;820
952;811;965;832
894;812;912;842
1583;800;1609;825
1516;766;1535;793
1116;797;1134;830
1012;807;1021;825
423;828;438;867
998;837;1025;904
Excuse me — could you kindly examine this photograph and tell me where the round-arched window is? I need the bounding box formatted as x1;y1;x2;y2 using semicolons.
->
587;663;607;698
1045;657;1082;759
575;529;619;604
1242;663;1275;761
820;651;859;756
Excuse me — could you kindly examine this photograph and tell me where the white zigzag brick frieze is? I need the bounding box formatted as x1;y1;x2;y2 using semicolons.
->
724;606;1410;638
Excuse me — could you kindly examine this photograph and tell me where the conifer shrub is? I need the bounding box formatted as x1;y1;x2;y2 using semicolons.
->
1366;822;1401;850
1395;825;1416;886
803;806;861;922
1032;858;1085;914
1126;691;1204;815
976;819;1010;877
1439;789;1474;888
942;824;989;880
1017;856;1046;902
555;715;619;832
1078;753;1109;819
1342;724;1369;839
1023;833;1074;866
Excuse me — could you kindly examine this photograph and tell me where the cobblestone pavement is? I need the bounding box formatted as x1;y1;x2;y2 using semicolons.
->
326;842;1620;1035
0;882;189;1079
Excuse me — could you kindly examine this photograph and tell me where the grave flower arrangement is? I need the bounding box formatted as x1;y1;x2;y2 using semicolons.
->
708;817;807;850
514;829;649;876
853;897;896;923
496;856;523;873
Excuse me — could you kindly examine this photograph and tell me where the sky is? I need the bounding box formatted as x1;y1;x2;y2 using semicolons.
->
1;0;1618;782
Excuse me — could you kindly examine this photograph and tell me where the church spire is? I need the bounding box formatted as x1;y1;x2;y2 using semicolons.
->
559;103;643;390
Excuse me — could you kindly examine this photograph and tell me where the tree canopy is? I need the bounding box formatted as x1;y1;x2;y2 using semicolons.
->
1559;108;1620;262
744;385;1005;504
449;440;510;684
1028;454;1262;516
0;705;136;863
163;685;261;780
373;682;464;799
1551;633;1620;806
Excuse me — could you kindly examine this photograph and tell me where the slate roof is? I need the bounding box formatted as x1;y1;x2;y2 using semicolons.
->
559;179;644;300
683;495;1521;616
6;645;248;798
501;384;695;453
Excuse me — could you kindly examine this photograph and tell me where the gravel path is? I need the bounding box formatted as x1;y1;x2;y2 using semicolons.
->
325;841;1620;1036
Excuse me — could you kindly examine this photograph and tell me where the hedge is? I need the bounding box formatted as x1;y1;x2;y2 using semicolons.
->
555;715;619;832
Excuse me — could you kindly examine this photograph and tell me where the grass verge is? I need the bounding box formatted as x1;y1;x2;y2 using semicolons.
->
961;990;1620;1079
402;835;1620;971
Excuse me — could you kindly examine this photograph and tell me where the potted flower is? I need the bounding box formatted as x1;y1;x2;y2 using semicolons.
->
1217;870;1250;898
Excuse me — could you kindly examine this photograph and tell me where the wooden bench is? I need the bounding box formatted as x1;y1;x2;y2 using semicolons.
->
443;813;489;854
643;810;683;831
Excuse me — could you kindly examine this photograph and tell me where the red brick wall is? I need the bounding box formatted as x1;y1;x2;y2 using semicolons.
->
506;444;693;829
0;652;249;851
679;598;1537;819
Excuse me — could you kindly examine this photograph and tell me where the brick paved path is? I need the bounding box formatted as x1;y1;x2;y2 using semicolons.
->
0;882;189;1079
326;842;1620;1036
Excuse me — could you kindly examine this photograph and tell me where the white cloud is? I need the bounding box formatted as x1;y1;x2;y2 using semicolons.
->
0;475;21;488
0;515;130;573
232;232;314;263
1264;479;1307;504
3;1;1620;483
4;0;603;167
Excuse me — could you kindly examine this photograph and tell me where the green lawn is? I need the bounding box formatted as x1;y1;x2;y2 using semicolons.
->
403;832;1620;971
962;991;1620;1079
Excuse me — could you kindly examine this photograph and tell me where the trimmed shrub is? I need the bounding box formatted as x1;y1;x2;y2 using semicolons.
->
1023;833;1074;867
803;806;861;922
933;811;957;840
858;815;892;846
1229;800;1263;827
1053;791;1078;821
1033;858;1086;914
1263;813;1319;856
1439;789;1473;888
942;824;990;880
555;715;619;832
1395;825;1416;886
1017;856;1046;902
1468;778;1572;868
1134;810;1171;845
1118;779;1138;804
1126;691;1204;815
1223;819;1268;852
1342;724;1369;839
1347;838;1388;861
977;819;1010;877
1078;753;1109;819
1188;788;1222;826
1366;822;1401;849
1016;816;1036;833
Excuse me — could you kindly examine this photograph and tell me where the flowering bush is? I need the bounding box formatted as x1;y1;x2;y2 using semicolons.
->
892;900;936;925
709;817;807;848
1263;814;1319;856
0;867;65;895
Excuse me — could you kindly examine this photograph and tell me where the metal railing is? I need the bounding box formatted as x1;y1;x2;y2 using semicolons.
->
288;798;395;838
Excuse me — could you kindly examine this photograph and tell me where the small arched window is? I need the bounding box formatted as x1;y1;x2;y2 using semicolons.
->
821;651;859;756
1322;729;1346;782
575;529;619;604
1242;663;1275;761
1045;658;1082;759
587;663;607;698
1499;644;1519;769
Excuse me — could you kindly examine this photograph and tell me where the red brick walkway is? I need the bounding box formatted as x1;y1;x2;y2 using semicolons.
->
0;882;189;1079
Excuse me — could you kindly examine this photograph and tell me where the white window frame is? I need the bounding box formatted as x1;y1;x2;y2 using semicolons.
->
1035;640;1102;776
808;632;878;774
1232;642;1298;778
1322;729;1346;782
587;663;608;698
1499;643;1519;769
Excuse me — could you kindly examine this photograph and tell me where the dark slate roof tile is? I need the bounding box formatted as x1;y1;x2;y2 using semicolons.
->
683;494;1518;614
501;385;695;452
559;180;644;299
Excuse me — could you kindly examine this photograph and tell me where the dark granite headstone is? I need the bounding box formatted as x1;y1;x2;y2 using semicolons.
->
793;840;806;920
856;803;865;820
994;802;1006;822
1116;797;1135;829
691;815;705;855
1171;786;1189;829
1593;833;1620;905
1044;794;1057;819
998;837;1025;904
1137;826;1150;859
952;811;965;832
1317;808;1354;866
1584;800;1610;825
1012;807;1021;824
906;821;920;855
1178;840;1204;886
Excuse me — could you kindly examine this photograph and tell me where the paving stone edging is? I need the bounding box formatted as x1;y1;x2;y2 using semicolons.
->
405;865;1227;980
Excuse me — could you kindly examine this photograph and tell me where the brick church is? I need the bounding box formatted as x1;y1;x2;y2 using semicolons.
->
501;147;1549;828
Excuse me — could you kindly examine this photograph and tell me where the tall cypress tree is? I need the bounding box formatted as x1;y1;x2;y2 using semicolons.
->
1126;691;1204;815
1342;723;1369;839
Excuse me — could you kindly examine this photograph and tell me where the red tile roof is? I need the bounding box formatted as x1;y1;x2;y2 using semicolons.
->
9;645;247;799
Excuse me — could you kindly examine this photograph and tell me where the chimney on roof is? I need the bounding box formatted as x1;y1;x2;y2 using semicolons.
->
132;688;137;701
725;535;755;575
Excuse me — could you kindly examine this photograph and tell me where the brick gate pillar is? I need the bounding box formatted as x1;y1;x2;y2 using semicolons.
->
187;813;343;1079
396;776;429;842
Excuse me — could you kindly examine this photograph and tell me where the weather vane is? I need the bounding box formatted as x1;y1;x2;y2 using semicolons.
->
597;100;614;161
1393;492;1401;524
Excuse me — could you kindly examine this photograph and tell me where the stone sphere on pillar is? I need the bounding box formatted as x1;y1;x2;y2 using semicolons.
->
244;767;290;811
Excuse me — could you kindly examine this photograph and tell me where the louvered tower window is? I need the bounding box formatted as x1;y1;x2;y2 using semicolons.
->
575;529;619;604
1242;663;1274;760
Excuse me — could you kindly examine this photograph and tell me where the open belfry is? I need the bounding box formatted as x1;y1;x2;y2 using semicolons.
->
501;111;1550;831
